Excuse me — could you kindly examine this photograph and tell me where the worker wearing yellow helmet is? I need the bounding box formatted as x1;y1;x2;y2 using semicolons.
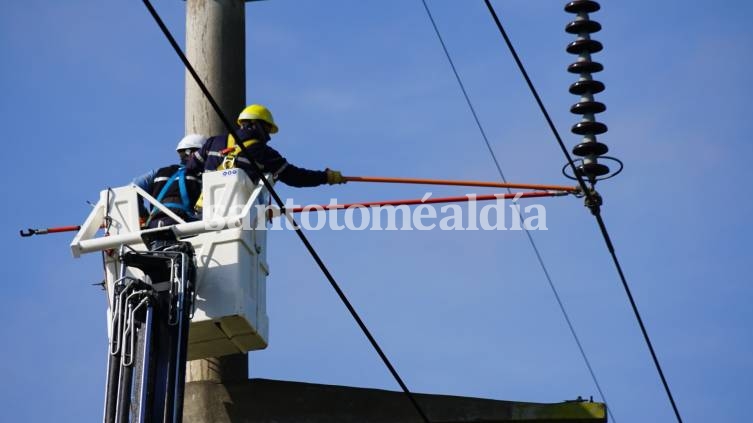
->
186;104;346;187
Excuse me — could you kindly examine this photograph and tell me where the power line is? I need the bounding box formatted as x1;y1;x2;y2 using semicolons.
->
481;1;683;422
418;1;614;421
140;1;430;421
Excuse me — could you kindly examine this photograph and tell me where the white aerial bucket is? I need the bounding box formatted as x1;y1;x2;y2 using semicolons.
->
71;170;271;360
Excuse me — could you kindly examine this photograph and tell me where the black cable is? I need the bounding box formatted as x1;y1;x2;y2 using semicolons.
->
481;1;683;422
141;2;430;421
419;1;614;421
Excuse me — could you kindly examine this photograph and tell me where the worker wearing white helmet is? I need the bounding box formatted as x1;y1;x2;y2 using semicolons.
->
175;133;207;161
133;134;208;229
186;104;346;187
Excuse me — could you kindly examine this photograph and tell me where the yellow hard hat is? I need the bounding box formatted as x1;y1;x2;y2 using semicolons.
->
237;104;278;134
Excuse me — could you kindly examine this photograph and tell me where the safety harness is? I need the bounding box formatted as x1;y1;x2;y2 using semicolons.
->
194;135;264;211
145;165;195;226
217;135;259;170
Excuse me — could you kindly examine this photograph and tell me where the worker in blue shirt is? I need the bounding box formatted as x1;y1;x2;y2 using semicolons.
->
185;104;346;187
134;134;207;228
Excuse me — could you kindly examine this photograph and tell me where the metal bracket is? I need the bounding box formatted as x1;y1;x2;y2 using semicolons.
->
584;189;603;215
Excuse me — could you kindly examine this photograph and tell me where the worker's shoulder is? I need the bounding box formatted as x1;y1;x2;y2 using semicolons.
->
248;140;281;156
206;133;228;147
157;163;182;173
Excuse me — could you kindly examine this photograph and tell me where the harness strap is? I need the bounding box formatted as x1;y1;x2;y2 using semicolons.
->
218;135;259;170
146;166;194;226
177;169;189;211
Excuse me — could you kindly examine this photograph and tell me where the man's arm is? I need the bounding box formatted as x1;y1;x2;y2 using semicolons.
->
248;143;328;187
277;163;328;187
132;169;156;193
132;169;157;217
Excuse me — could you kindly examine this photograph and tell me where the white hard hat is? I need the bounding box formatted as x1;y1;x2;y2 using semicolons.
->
176;134;207;151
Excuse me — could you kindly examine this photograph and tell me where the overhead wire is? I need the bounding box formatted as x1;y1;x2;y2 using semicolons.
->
481;1;683;422
418;1;614;420
140;1;430;421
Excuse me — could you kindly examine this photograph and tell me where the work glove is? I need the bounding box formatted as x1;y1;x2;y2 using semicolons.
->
325;168;346;185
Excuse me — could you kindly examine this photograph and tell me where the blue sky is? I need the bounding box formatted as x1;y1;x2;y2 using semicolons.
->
2;1;752;421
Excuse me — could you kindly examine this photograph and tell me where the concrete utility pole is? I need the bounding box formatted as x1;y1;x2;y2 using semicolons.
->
185;0;247;137
184;0;248;385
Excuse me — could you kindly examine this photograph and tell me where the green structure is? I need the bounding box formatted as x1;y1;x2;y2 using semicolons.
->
184;378;606;422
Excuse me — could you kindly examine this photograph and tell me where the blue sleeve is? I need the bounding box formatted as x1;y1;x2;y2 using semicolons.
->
132;169;157;193
132;169;157;218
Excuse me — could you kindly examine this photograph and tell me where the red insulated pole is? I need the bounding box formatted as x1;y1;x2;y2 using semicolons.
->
20;225;83;237
45;225;82;233
19;223;113;237
290;191;566;213
344;175;580;193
